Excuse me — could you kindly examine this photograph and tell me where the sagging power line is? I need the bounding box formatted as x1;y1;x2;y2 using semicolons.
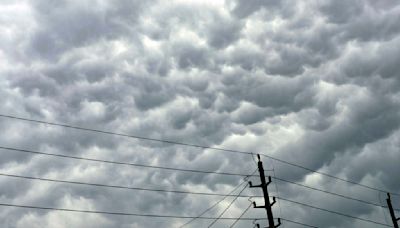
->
0;203;266;221
179;172;256;228
0;172;259;198
207;183;250;227
1;169;389;227
0;113;397;196
0;146;260;177
1;145;396;212
277;197;391;227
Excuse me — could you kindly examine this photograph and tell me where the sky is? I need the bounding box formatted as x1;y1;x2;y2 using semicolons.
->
1;0;400;227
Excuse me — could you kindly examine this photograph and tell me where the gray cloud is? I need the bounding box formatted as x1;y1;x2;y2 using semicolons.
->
1;0;400;227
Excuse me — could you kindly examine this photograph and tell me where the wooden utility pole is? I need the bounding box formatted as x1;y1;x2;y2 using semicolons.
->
250;154;281;228
387;193;399;228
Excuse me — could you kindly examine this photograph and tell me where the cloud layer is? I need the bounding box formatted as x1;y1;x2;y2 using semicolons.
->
1;0;400;227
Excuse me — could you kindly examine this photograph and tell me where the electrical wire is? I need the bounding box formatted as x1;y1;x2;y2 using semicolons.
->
272;176;390;209
1;145;395;211
259;153;399;196
280;218;318;228
0;203;266;220
0;114;398;196
179;170;257;227
0;171;391;227
229;202;253;228
0;146;260;177
276;197;391;227
207;183;250;227
0;172;261;198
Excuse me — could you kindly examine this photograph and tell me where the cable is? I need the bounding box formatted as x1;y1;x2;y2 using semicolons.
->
280;218;318;228
0;172;262;198
259;154;399;196
272;176;389;209
0;146;259;177
179;170;257;227
179;181;246;227
276;197;391;227
207;183;250;227
4;169;393;226
4;145;397;211
2;145;393;210
229;202;253;228
0;203;266;220
0;114;398;196
0;114;252;154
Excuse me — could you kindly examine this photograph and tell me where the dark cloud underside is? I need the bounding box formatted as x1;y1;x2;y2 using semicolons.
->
1;0;400;227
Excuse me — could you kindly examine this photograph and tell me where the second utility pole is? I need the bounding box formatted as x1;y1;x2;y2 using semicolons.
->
387;193;399;228
250;154;280;228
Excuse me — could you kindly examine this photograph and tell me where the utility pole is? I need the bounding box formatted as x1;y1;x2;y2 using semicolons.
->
387;193;399;228
249;154;281;228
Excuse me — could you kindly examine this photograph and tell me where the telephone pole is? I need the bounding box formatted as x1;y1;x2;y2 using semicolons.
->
387;193;399;228
249;154;281;228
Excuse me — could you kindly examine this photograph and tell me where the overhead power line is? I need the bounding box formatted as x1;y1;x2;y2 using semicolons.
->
259;153;398;196
0;146;258;177
280;218;319;228
0;113;398;196
0;172;261;198
276;197;391;227
179;170;257;227
1;145;396;211
0;203;266;220
229;202;253;228
0;114;252;156
272;176;390;209
207;183;249;227
0;170;390;227
2;145;391;211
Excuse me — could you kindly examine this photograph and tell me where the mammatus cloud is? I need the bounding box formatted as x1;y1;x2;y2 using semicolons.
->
1;0;400;227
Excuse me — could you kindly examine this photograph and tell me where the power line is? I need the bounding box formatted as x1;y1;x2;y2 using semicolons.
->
5;145;395;211
208;183;250;227
0;203;266;220
272;176;388;209
280;218;318;228
276;197;391;227
229;202;253;228
0;170;391;227
0;146;259;177
0;172;261;198
179;170;257;227
2;145;395;210
259;153;399;196
0;114;252;155
0;113;398;196
4;170;396;225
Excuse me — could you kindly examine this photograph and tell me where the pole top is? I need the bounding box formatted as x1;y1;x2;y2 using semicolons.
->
257;154;261;161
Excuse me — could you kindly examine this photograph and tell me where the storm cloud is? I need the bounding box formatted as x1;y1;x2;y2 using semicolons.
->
1;0;400;227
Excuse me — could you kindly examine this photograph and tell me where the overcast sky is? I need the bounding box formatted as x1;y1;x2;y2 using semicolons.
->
1;0;400;227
